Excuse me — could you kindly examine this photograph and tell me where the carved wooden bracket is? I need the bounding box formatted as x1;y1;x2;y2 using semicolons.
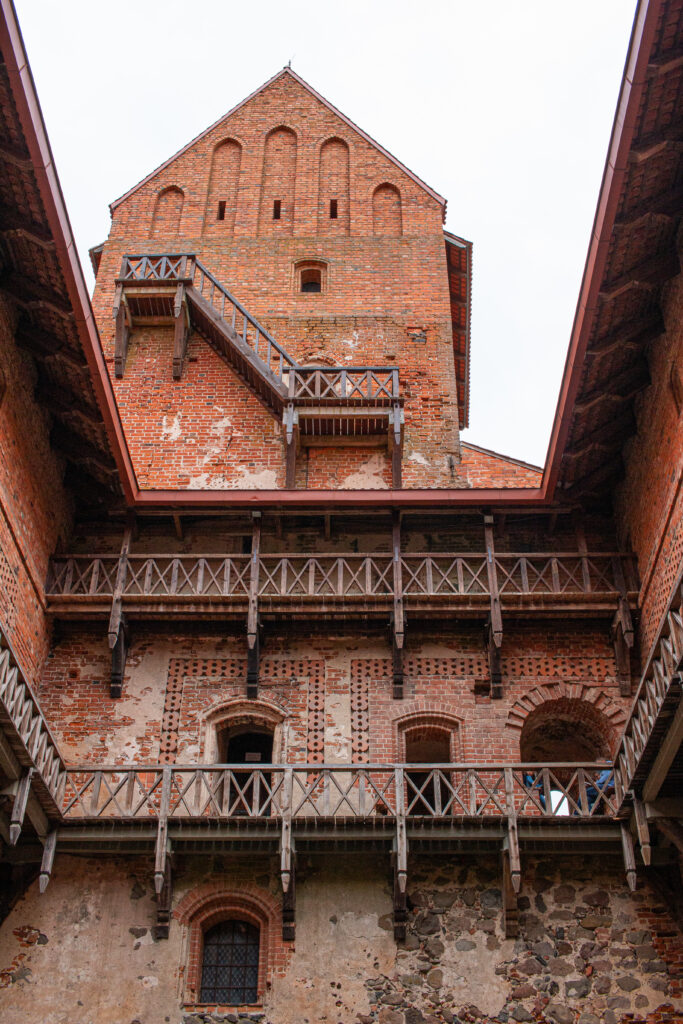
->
389;400;403;489
393;767;408;941
392;511;405;699
172;283;190;379
154;860;173;940
281;767;295;941
110;615;128;699
284;402;298;489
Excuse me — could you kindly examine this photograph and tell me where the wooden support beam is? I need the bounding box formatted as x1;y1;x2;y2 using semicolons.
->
50;424;118;478
586;313;665;355
0;204;54;246
393;767;408;942
114;282;130;378
108;521;133;650
389;401;403;489
484;516;502;646
172;284;189;379
504;769;521;893
621;821;637;892
392;511;405;700
284;403;298;489
281;767;295;941
642;697;683;802
633;796;651;866
9;768;34;846
0;270;72;315
247;513;261;699
110;616;128;699
15;319;65;357
654;817;683;855
502;849;519;938
154;860;173;940
172;514;183;541
39;831;57;893
154;767;171;896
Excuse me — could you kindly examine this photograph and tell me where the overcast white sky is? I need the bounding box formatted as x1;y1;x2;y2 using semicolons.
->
14;0;637;467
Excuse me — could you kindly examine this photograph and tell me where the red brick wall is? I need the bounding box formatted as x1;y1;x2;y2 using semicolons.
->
92;72;464;490
615;269;683;654
0;294;71;683
38;626;629;767
459;443;542;488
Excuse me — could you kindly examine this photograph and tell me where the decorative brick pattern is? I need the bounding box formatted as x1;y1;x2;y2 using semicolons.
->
350;660;370;763
306;666;325;763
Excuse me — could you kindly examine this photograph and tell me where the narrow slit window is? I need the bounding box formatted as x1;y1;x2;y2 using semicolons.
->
329;199;338;219
216;200;226;221
273;199;281;220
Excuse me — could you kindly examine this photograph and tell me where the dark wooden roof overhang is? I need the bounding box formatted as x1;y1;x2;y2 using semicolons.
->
444;231;472;429
545;0;683;509
0;0;135;510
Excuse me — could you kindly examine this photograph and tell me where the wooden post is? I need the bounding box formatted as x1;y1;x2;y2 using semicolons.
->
392;511;405;700
284;401;297;489
113;283;129;378
9;768;34;845
393;767;408;941
110;615;128;699
502;848;520;938
247;513;261;699
172;283;189;379
108;519;133;651
484;515;503;698
39;830;57;893
154;767;171;896
621;821;637;891
504;768;521;893
281;767;295;941
633;796;651;866
389;403;403;489
154;860;173;940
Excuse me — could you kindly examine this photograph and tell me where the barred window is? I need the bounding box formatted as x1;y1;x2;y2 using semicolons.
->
200;919;259;1005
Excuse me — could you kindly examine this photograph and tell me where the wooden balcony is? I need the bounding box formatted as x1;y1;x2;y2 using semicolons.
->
46;550;636;622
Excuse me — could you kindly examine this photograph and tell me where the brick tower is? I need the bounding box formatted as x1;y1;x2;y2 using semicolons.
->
0;2;682;1023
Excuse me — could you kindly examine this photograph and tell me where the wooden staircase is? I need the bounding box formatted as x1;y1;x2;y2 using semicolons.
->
113;254;403;485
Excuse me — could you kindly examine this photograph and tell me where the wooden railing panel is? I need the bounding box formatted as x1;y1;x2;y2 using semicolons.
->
60;763;618;821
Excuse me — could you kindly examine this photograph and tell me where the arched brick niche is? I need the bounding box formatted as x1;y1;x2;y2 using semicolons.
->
203;138;242;235
372;182;402;236
506;684;627;761
151;185;184;237
318;136;350;235
393;703;463;762
258;126;297;235
175;882;290;1008
199;697;286;764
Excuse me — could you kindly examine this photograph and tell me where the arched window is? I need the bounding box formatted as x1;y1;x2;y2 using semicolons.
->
200;919;260;1005
294;259;327;295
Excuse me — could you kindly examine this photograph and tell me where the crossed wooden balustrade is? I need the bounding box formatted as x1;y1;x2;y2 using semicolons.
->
47;551;632;604
113;254;403;484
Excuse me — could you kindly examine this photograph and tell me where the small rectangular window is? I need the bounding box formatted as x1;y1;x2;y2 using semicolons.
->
216;200;226;221
330;199;338;219
273;199;281;220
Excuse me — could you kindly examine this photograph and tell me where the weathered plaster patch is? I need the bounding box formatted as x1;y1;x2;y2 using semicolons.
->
161;413;182;441
340;453;388;489
229;467;279;490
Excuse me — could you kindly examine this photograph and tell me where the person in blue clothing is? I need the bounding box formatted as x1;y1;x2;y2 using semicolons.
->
584;768;614;812
523;772;546;810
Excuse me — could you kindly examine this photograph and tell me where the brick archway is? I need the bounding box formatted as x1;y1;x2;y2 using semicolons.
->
506;683;627;759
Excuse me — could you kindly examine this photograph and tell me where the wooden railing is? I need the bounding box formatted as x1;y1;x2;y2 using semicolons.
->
614;567;683;806
60;763;618;821
0;624;66;807
46;552;635;602
287;367;400;405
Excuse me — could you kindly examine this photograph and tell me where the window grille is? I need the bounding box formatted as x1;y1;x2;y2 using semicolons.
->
200;919;259;1005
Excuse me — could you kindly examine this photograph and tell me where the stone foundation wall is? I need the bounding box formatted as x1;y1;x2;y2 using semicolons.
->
0;854;680;1024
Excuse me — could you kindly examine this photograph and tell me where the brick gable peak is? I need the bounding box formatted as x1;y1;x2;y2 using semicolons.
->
109;66;447;218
